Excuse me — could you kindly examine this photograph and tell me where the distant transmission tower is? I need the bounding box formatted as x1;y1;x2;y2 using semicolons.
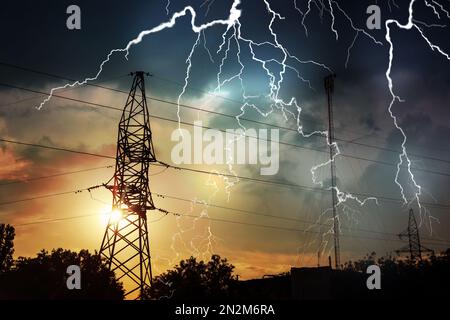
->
396;208;434;261
324;74;340;270
100;71;156;299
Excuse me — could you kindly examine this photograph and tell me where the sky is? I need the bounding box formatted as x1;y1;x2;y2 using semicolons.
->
0;0;450;283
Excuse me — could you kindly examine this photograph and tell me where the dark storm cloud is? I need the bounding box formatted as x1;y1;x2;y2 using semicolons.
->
359;113;381;132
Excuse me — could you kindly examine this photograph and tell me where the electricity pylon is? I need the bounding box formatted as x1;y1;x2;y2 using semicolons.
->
99;71;156;299
397;208;434;261
325;74;340;270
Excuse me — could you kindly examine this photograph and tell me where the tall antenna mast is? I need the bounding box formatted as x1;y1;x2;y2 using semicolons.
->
324;74;340;270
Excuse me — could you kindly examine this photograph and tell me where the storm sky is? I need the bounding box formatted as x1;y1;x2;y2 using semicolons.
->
0;0;449;279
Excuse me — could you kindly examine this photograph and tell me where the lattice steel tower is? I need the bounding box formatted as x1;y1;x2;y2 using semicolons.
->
397;208;434;261
100;71;156;298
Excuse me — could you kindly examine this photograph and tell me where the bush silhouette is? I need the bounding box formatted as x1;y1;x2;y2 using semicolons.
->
143;254;237;300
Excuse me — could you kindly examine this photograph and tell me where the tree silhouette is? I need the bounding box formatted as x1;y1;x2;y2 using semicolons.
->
143;254;237;300
0;248;124;300
340;249;450;298
0;224;15;273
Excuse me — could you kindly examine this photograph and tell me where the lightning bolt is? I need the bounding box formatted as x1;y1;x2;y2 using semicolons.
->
165;0;170;16
34;1;242;295
385;0;450;232
34;0;450;280
36;0;241;110
291;0;450;262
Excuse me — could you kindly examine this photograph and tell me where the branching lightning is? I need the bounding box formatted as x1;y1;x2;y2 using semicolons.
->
165;0;170;16
385;0;450;232
34;0;450;278
36;0;241;110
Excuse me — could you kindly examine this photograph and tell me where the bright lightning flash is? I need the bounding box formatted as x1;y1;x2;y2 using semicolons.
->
34;0;449;275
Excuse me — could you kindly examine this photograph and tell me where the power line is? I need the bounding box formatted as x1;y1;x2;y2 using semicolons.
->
157;208;450;247
0;137;115;159
0;82;324;152
0;165;112;186
0;73;127;109
1;136;450;210
2;82;450;178
170;157;450;213
1;175;448;244
4;60;450;158
7;198;450;247
13;211;167;227
3;65;448;263
2;61;450;164
151;91;450;165
14;213;99;227
157;162;450;210
149;74;450;155
0;189;90;206
0;82;329;155
153;192;450;244
1;160;450;212
0;83;122;113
